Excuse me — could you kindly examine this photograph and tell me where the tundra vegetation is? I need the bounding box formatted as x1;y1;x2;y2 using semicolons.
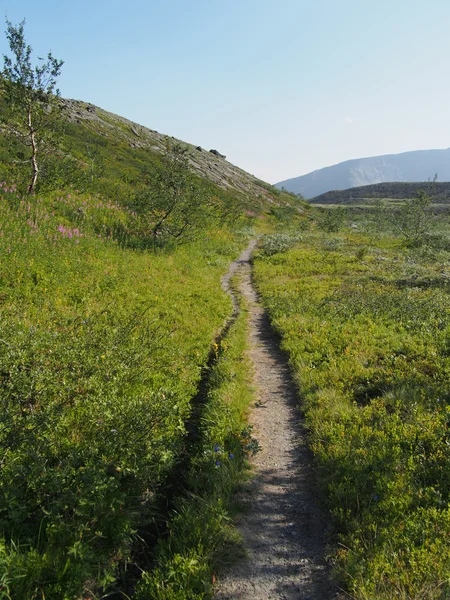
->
0;20;285;600
3;17;450;600
0;181;263;599
255;198;450;599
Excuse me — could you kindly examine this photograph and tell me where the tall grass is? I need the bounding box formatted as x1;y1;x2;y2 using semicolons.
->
136;279;256;599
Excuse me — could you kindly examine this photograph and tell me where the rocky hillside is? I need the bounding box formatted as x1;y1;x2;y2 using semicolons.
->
60;99;282;201
0;95;303;214
276;148;450;199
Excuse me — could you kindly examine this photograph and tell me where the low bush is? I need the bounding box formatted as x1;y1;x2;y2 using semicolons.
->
259;233;301;256
0;184;249;598
254;230;450;599
315;207;346;232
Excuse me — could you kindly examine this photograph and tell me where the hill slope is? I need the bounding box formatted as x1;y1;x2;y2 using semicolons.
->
275;148;450;199
0;95;302;214
59;99;282;202
309;181;450;205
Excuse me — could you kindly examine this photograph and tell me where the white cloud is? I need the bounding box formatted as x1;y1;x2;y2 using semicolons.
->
343;116;359;124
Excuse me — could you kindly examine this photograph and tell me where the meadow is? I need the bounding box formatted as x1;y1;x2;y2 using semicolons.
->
254;206;450;599
0;182;257;598
4;55;450;596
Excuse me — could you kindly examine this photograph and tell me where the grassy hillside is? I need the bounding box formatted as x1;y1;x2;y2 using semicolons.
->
0;92;304;215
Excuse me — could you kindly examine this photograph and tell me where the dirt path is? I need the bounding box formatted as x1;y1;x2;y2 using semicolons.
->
216;241;336;600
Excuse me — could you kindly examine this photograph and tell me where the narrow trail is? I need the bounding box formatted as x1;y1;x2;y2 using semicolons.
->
216;240;337;600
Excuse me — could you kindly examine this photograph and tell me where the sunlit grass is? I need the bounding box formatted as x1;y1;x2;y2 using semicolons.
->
254;225;450;599
0;184;252;598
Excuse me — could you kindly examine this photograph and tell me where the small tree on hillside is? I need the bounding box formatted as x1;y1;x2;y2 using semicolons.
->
1;19;63;194
316;206;346;233
132;140;215;248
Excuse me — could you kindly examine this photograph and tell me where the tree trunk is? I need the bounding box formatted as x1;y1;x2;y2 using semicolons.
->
28;107;38;194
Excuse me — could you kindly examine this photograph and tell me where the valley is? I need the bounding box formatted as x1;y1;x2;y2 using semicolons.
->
2;40;450;599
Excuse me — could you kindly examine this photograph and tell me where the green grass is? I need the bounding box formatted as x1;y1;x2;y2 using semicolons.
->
254;224;450;599
136;276;256;599
0;183;255;598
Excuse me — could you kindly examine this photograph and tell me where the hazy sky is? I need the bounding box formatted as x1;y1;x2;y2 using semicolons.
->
2;0;450;183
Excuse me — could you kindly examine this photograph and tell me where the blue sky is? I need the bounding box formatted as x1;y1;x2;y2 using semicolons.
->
2;0;450;182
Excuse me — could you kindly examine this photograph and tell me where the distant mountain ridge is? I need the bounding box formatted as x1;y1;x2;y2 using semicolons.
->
309;181;450;205
275;149;450;199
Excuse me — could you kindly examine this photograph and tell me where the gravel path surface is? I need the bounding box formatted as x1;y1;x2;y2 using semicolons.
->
216;241;337;600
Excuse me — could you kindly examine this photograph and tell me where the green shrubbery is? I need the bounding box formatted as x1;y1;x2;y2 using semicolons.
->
1;19;64;194
136;286;256;599
254;229;450;599
259;233;302;256
0;183;250;598
316;206;346;232
130;142;221;249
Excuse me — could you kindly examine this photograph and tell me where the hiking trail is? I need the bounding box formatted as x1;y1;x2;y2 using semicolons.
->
216;239;337;600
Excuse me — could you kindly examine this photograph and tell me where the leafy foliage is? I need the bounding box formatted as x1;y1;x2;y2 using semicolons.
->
255;227;450;599
0;183;251;598
259;233;302;256
391;190;434;243
131;141;218;248
316;206;346;232
1;19;63;193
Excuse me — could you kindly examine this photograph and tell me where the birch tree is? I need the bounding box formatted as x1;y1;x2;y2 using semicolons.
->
132;140;215;248
1;19;63;193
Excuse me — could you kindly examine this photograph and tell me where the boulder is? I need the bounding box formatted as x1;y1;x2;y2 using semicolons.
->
209;149;226;159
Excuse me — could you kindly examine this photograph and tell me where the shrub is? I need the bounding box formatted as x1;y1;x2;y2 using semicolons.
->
259;233;301;256
316;207;346;232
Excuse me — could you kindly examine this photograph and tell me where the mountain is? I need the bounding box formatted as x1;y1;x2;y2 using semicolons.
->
275;149;450;199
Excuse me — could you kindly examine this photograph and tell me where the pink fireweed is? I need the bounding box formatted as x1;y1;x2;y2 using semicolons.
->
57;225;83;239
0;182;17;194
